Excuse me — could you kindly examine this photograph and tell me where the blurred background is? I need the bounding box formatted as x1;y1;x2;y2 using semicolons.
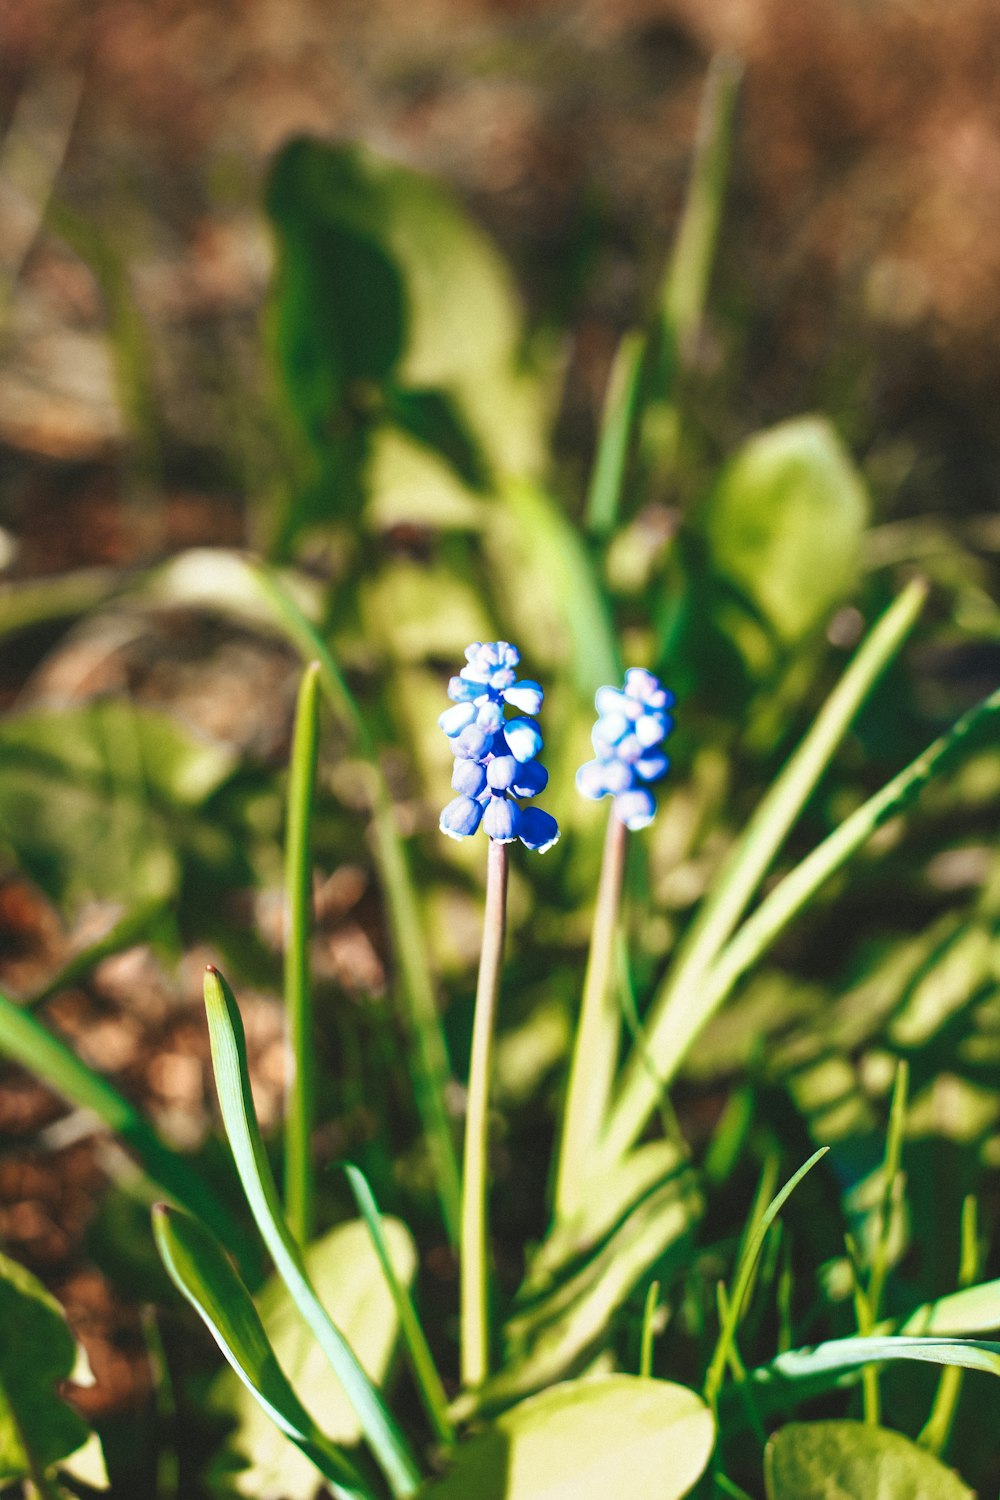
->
2;0;1000;1492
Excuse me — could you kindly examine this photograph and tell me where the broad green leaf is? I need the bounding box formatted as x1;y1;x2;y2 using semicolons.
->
765;1421;973;1499
700;416;869;649
153;1206;371;1500
0;700;235;909
0;1248;90;1484
430;1376;714;1500
265;138;546;547
202;965;421;1499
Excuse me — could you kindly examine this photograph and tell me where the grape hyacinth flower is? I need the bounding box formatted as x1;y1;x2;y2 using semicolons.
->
438;641;560;854
575;667;675;830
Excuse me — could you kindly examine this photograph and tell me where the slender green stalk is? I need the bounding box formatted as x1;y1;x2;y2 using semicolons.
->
920;1196;981;1455
601;580;927;1164
345;1164;454;1447
658;53;743;356
284;661;322;1246
639;1279;660;1379
704;1148;828;1412
555;809;628;1220
585;331;647;538
249;562;462;1243
461;838;509;1390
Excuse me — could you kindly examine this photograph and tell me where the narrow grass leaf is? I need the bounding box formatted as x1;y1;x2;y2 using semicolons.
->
283;661;321;1246
344;1164;453;1447
202;965;422;1499
704;1148;828;1409
585;330;646;538
213;1218;416;1500
754;1334;1000;1387
604;579;926;1162
152;1205;372;1500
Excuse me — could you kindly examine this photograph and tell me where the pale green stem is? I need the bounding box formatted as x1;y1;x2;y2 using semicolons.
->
555;809;628;1221
284;662;321;1246
920;1196;980;1455
460;837;509;1390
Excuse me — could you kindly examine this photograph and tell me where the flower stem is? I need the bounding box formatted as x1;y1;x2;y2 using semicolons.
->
554;808;628;1221
460;836;509;1390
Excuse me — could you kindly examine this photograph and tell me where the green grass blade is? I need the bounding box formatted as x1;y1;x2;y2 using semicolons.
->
658;53;743;359
697;682;1000;1043
585;330;646;538
868;1060;909;1320
604;579;927;1162
555;809;629;1221
704;1148;828;1410
639;1279;660;1379
754;1334;1000;1387
284;661;322;1246
641;52;742;474
0;985;245;1255
152;1204;373;1500
344;1164;454;1448
919;1197;981;1456
248;562;461;1245
202;965;422;1499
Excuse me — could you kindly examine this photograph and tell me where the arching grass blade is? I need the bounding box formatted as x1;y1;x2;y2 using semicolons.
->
152;1204;373;1500
202;964;422;1499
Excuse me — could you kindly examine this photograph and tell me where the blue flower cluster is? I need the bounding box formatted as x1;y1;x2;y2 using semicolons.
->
438;642;560;852
576;668;675;830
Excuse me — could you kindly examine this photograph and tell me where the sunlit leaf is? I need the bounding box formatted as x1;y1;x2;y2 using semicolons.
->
431;1376;714;1500
765;1421;973;1499
0;1248;91;1485
153;1206;372;1500
700;416;869;651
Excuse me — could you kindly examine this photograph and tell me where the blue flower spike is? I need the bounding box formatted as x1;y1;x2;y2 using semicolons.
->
577;667;675;831
438;641;559;852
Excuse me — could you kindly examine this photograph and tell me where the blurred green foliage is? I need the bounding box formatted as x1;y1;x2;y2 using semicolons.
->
1;53;999;1499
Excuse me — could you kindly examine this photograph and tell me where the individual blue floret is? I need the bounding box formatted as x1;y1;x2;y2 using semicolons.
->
577;667;675;831
437;641;559;852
